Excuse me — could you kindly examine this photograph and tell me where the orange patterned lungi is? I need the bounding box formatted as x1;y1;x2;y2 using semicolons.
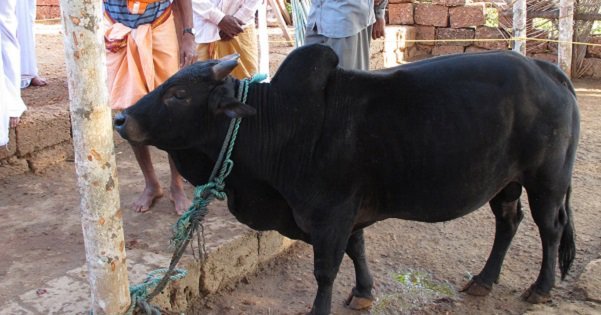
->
104;6;179;110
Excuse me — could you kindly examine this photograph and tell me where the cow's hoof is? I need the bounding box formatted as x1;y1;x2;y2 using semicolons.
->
461;278;492;296
521;285;551;304
344;293;373;310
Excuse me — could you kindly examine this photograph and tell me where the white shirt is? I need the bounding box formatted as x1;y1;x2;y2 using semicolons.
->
307;0;387;38
192;0;261;44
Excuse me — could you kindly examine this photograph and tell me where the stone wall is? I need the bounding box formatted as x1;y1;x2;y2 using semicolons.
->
384;0;601;79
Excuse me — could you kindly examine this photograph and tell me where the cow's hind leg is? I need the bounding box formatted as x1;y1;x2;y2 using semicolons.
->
521;185;574;304
463;182;523;296
344;229;374;310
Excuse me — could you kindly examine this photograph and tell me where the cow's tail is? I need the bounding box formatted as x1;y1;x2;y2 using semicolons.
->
534;59;576;97
558;185;576;280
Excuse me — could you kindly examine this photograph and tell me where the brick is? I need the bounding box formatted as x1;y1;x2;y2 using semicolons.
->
27;141;74;173
414;4;448;27
16;106;71;156
258;231;295;264
432;45;464;56
587;37;601;58
396;46;422;63
436;28;474;46
36;6;61;20
0;157;30;179
465;46;489;53
389;0;413;3
449;5;485;28
474;26;509;50
383;26;417;65
37;0;59;5
432;0;465;6
0;129;17;160
415;25;436;46
389;3;414;25
416;44;434;56
580;58;601;79
385;26;417;50
531;53;557;65
384;51;399;67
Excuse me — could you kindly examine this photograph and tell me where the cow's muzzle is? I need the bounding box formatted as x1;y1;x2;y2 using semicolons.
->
114;112;145;143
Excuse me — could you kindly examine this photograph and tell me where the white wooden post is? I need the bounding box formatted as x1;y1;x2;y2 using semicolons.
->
59;1;130;313
558;0;574;77
258;0;270;75
513;0;527;54
267;0;293;46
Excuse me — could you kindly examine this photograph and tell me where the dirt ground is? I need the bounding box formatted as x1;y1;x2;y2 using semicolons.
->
3;24;601;314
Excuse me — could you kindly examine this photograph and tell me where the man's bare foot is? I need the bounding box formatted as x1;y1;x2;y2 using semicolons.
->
170;187;190;215
132;186;164;213
30;76;48;87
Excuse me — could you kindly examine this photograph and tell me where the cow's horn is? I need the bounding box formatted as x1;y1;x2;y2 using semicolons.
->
212;55;240;81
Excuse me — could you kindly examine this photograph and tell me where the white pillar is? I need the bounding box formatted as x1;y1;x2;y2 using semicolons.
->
59;0;130;313
257;0;270;75
558;0;574;77
512;0;527;54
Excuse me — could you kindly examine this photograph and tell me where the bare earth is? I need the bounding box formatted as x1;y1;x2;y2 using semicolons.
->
2;25;601;314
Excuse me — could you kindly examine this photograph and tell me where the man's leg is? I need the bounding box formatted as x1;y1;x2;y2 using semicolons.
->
130;143;163;213
168;155;190;215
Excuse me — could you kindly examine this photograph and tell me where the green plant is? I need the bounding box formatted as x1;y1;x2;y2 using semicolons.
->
485;7;499;28
593;21;601;35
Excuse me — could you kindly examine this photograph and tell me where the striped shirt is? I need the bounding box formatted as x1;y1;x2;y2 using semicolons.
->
104;0;172;28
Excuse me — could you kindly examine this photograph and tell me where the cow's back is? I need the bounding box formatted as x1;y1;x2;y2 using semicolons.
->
313;51;579;222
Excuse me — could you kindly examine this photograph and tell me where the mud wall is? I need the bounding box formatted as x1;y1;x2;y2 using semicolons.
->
0;106;72;179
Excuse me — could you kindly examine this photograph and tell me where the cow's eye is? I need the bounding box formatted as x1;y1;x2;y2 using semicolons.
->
174;89;187;99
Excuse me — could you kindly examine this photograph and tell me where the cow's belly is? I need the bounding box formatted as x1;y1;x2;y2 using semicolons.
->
368;167;517;223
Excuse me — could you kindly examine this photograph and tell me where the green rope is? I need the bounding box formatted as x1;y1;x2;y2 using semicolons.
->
127;268;187;315
172;73;267;249
126;73;267;315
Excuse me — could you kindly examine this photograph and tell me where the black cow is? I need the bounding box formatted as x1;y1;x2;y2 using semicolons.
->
115;44;579;315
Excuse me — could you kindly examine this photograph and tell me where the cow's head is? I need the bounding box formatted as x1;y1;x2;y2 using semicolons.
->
114;55;256;150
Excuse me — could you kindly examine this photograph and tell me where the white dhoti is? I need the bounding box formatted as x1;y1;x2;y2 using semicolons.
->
0;0;27;146
16;0;38;88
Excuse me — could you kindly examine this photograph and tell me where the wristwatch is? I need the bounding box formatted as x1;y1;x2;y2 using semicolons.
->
183;28;195;36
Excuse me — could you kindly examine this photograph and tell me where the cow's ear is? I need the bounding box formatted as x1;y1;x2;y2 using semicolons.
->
209;86;256;118
212;56;240;81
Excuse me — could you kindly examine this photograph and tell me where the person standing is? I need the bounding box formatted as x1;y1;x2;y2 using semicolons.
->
104;0;197;215
304;0;388;71
0;0;27;147
16;0;47;88
192;0;260;79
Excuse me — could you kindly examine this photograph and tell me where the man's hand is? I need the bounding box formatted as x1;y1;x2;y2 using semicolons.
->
180;33;198;68
219;30;233;41
218;15;244;39
372;17;385;40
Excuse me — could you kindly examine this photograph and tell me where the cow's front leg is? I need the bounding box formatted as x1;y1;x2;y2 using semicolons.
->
344;229;374;310
310;222;353;315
